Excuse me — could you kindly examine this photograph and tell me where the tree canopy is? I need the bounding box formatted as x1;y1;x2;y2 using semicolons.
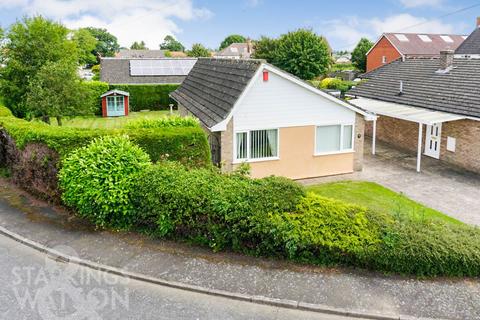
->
187;43;210;57
72;28;98;66
26;61;92;125
219;34;246;50
254;29;331;80
0;16;79;117
351;38;374;72
159;35;185;52
130;41;148;50
84;27;120;57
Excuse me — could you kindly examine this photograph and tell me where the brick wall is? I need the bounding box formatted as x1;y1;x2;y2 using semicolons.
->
366;36;402;72
366;116;480;173
220;119;234;172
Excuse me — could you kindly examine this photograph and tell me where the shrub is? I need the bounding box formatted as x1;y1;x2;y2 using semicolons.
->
125;115;199;129
371;219;480;277
259;193;382;264
0;106;13;117
0;117;211;201
109;84;179;111
131;162;305;251
59;135;151;228
319;78;355;92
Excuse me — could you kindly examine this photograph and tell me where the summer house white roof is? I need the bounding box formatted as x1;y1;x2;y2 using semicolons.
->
349;97;466;125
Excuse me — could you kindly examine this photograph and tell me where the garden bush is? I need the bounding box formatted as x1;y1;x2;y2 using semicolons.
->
131;162;306;251
125;115;199;129
0;116;210;201
82;81;109;115
109;84;179;111
318;77;355;93
59;135;151;228
0;106;13;117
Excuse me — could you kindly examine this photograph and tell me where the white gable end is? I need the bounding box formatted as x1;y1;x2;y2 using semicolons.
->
233;71;356;131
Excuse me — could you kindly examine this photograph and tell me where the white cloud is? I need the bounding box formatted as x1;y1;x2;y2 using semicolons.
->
399;0;443;8
322;13;457;50
0;0;213;49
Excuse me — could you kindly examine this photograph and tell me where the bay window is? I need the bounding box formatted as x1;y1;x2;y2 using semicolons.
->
235;129;278;161
315;124;354;154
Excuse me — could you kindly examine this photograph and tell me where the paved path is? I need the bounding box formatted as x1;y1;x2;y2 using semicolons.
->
0;234;356;320
0;180;479;320
302;140;480;225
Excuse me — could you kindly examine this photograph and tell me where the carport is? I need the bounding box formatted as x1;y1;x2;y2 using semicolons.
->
350;97;466;172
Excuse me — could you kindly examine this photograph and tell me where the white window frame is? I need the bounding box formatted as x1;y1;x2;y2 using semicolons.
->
107;95;124;112
233;128;280;163
382;56;387;64
314;123;355;156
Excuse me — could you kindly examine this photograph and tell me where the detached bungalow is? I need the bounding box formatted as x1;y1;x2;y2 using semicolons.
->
349;23;480;174
171;58;374;179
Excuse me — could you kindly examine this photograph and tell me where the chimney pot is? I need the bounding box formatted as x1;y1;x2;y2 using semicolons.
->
439;50;454;70
477;17;480;27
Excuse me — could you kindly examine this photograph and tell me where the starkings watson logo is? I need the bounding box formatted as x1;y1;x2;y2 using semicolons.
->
10;245;130;320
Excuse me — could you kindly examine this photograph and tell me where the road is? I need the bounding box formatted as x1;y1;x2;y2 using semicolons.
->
0;234;362;320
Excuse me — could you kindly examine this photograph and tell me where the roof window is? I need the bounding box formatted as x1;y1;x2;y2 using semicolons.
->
230;47;238;53
462;35;468;40
394;34;409;42
440;35;454;43
418;34;432;42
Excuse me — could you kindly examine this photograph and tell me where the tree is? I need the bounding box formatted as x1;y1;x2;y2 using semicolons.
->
84;27;119;57
0;16;79;117
252;36;279;62
159;35;185;52
26;61;93;125
219;34;246;50
351;38;374;73
273;29;331;80
130;41;148;50
72;28;98;66
187;43;210;57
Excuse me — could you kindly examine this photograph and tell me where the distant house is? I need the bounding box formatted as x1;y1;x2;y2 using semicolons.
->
334;53;352;64
100;58;197;85
115;49;166;59
349;21;480;174
366;32;466;72
171;58;374;179
100;90;129;117
215;42;254;59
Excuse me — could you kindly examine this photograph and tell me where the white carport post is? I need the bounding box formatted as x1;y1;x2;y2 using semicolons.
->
372;118;377;155
416;123;423;173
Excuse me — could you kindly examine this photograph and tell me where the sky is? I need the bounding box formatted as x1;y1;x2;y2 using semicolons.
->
0;0;478;51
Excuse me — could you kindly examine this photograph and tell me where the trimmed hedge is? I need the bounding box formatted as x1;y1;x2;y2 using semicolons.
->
109;84;179;111
124;116;199;129
0;116;210;201
0;106;13;117
131;162;306;251
128;161;480;277
83;81;109;115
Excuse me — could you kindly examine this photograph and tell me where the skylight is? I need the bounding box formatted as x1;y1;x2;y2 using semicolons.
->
462;35;468;40
394;34;409;42
230;47;238;53
440;35;454;43
418;35;432;42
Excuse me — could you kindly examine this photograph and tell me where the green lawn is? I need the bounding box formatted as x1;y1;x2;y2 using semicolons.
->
307;181;462;225
50;111;172;129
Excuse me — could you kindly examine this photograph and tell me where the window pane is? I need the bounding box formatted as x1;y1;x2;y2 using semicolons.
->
236;132;247;159
107;97;115;111
343;125;353;149
316;125;341;153
250;129;278;159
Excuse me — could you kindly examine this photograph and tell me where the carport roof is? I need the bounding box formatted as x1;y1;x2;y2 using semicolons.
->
349;97;466;125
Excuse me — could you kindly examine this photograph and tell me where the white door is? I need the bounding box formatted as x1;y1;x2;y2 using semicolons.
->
424;123;442;159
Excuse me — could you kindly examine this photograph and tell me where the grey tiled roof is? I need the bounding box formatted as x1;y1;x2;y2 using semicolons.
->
116;49;165;58
349;57;480;118
455;28;480;55
170;58;262;127
100;58;187;84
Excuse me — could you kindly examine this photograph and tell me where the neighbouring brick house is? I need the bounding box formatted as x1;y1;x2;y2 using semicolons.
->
349;24;480;174
171;58;375;180
366;32;466;72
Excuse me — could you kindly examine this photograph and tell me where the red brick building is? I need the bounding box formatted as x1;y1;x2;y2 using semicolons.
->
366;33;466;72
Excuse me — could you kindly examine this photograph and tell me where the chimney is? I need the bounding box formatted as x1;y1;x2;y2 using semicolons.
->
439;50;454;71
246;38;252;54
477;16;480;28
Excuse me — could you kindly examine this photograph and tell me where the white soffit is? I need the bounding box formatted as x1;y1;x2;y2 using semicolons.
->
349;97;465;125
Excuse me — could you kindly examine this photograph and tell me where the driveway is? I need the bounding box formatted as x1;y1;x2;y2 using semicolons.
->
302;140;480;226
